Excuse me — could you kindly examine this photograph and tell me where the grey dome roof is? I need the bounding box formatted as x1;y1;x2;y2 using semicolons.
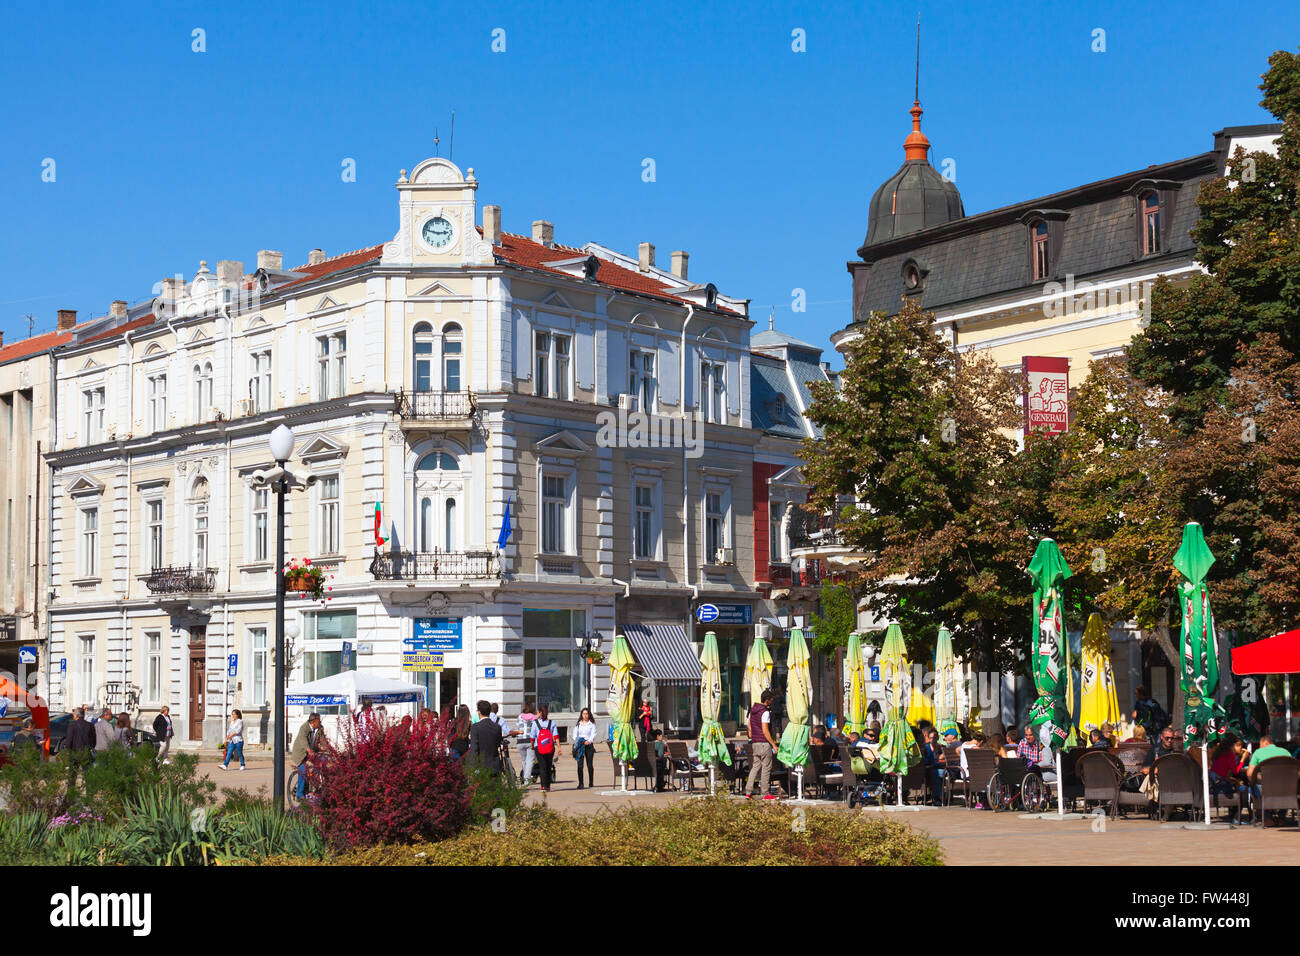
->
864;158;965;247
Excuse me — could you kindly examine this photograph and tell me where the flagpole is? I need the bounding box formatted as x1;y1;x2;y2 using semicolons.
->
1201;744;1212;826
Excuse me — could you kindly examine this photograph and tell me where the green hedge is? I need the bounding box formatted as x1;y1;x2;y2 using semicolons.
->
274;798;943;866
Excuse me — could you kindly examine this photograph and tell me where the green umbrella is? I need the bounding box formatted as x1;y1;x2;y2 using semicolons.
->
697;631;732;771
1027;538;1072;814
743;635;773;701
1175;522;1226;825
877;623;920;805
844;632;867;736
934;626;959;740
608;634;639;779
777;628;812;781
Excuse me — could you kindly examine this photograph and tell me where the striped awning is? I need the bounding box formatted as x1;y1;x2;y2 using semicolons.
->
622;624;703;687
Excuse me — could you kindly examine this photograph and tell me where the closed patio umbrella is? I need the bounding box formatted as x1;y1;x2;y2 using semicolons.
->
743;633;773;702
934;626;959;740
1027;538;1073;815
1078;613;1122;737
697;630;732;785
878;622;920;806
1175;522;1226;826
776;627;812;797
844;632;867;736
608;634;639;789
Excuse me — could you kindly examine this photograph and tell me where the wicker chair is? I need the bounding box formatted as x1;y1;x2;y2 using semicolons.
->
1256;755;1300;827
960;748;1000;810
1153;753;1201;821
666;740;708;791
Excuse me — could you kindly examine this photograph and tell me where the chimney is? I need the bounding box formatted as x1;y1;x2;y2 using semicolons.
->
638;242;655;272
110;300;128;319
483;205;502;245
161;276;185;302
57;309;78;331
257;250;283;272
308;249;326;266
216;259;243;286
532;220;554;247
0;332;4;347
670;250;689;280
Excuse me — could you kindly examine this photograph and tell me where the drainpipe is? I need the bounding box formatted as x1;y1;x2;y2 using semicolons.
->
679;303;696;606
122;327;137;714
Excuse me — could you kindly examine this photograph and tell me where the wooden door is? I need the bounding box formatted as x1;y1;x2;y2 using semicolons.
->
188;653;205;739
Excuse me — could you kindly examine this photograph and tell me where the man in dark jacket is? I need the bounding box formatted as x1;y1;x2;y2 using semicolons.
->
467;700;503;774
65;708;95;770
152;706;174;763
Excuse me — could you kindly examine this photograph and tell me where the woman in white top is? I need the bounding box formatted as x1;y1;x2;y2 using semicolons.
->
220;709;246;770
573;707;598;789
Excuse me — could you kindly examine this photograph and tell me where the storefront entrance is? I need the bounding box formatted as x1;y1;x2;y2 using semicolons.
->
415;668;460;715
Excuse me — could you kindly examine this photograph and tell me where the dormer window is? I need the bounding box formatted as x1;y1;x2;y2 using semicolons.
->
774;395;786;418
1140;191;1161;255
1031;220;1050;280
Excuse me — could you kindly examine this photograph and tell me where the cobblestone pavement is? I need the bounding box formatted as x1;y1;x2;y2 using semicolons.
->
197;751;1297;865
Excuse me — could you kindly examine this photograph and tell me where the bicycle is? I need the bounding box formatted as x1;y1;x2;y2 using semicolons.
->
287;757;326;807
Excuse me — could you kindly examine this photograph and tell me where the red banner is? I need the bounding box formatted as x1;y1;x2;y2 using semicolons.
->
1023;356;1070;434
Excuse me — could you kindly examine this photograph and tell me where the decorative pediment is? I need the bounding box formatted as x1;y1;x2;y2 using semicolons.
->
412;281;457;298
143;343;166;358
80;358;101;372
311;294;343;314
65;473;106;498
769;464;809;491
188;327;212;344
298;434;349;464
245;315;270;332
535;430;591;457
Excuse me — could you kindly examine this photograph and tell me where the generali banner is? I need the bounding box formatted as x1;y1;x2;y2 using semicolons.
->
1023;356;1070;434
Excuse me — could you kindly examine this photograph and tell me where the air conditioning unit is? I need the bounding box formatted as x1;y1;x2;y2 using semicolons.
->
714;547;734;566
616;393;633;410
236;398;254;416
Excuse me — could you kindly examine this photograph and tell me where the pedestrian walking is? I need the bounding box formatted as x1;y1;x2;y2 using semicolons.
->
65;707;94;765
93;707;116;759
220;709;246;770
532;704;559;792
572;707;597;789
636;700;654;742
450;704;472;760
468;700;504;773
153;706;175;763
745;689;779;799
115;712;133;746
516;699;538;785
289;713;324;800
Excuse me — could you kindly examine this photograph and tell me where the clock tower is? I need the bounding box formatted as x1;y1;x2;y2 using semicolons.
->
382;157;494;267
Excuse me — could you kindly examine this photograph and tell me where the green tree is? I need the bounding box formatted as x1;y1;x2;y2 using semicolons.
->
810;581;857;654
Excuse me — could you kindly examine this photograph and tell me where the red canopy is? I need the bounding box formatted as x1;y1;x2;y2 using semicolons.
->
1232;629;1300;675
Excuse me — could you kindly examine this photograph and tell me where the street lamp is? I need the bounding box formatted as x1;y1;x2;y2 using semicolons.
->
574;631;603;711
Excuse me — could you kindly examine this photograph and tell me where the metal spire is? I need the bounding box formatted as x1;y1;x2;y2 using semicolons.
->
915;13;921;103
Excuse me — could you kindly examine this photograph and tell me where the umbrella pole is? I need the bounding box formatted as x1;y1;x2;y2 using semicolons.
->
897;771;903;807
797;766;804;801
1055;756;1064;817
621;760;628;792
710;764;716;792
1201;746;1212;827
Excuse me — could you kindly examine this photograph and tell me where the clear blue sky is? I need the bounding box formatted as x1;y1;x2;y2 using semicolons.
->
2;0;1295;360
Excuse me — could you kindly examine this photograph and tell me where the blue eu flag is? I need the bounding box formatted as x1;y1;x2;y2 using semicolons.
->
496;499;512;550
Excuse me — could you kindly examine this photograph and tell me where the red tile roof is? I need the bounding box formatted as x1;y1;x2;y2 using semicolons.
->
79;315;156;345
275;245;386;292
0;329;75;365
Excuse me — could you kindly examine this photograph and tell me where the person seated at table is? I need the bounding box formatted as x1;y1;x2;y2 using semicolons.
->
1125;724;1148;744
1099;722;1117;747
1016;726;1044;766
921;727;948;805
827;724;847;746
1246;734;1293;826
982;733;1007;758
1087;728;1109;749
864;722;881;745
1208;734;1248;822
810;725;827;747
1005;725;1022;750
652;729;670;792
940;728;960;750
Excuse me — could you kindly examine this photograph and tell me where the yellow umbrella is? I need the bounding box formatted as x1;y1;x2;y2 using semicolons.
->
844;633;867;735
908;660;935;728
743;635;773;701
1077;613;1123;734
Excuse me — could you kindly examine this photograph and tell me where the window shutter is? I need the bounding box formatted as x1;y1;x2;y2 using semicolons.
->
606;328;628;398
727;352;741;416
681;341;697;409
574;322;595;391
658;339;679;406
513;309;532;384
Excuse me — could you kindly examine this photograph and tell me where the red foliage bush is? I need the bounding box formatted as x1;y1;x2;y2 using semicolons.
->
306;711;472;849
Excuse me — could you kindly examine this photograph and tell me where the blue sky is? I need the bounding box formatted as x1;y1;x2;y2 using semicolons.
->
1;0;1295;359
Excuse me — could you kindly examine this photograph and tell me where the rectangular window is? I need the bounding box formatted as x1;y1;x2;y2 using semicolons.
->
82;387;105;442
414;336;433;392
249;350;272;412
541;473;567;554
252;488;269;562
146;631;163;703
1032;221;1050;281
79;635;95;702
250;626;268;706
79;506;99;577
634;483;656;560
193;503;209;569
1142;193;1161;255
304;610;356;714
553;334;570;401
443;336;462;392
318;475;340;554
630;349;656;412
769;500;787;564
147;373;167;430
522;608;587;715
147;499;164;569
706;491;725;562
316;333;347;400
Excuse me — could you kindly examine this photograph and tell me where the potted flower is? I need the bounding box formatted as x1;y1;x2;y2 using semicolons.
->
283;559;327;600
585;650;606;666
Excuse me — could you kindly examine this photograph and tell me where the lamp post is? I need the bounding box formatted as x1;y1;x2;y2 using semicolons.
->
574;631;603;712
268;424;295;808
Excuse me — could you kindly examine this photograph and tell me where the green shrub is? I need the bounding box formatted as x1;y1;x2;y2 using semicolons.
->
324;797;944;866
0;811;52;864
79;747;214;819
0;746;74;817
465;765;525;827
216;802;327;862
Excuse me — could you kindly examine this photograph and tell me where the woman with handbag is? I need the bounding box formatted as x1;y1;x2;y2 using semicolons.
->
572;707;597;789
220;709;245;770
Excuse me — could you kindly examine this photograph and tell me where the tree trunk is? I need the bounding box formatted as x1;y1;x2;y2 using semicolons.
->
1151;607;1184;734
973;619;1004;735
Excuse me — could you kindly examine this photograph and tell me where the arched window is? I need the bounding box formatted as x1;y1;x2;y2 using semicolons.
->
190;478;210;569
1140;191;1160;255
193;362;213;419
413;323;434;392
442;323;463;392
1031;220;1049;280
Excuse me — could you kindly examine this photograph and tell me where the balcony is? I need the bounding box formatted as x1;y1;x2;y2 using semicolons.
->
787;507;869;566
767;562;824;589
145;566;218;595
394;389;475;429
369;549;501;582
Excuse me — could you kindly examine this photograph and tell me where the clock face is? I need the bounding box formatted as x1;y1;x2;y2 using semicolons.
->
421;216;455;250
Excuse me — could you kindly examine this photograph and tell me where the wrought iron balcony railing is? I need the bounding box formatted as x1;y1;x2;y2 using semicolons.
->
145;566;218;594
788;509;847;550
768;562;824;588
369;549;500;582
394;389;475;421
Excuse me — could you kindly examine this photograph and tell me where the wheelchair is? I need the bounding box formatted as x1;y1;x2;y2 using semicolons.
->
988;756;1054;812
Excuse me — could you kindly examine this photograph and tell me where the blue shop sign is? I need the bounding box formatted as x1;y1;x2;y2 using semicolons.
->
698;604;752;626
414;617;463;651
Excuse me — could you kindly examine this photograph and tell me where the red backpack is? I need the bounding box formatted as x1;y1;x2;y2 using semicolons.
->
535;719;556;755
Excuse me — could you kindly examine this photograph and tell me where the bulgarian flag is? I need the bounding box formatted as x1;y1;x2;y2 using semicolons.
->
373;502;386;548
